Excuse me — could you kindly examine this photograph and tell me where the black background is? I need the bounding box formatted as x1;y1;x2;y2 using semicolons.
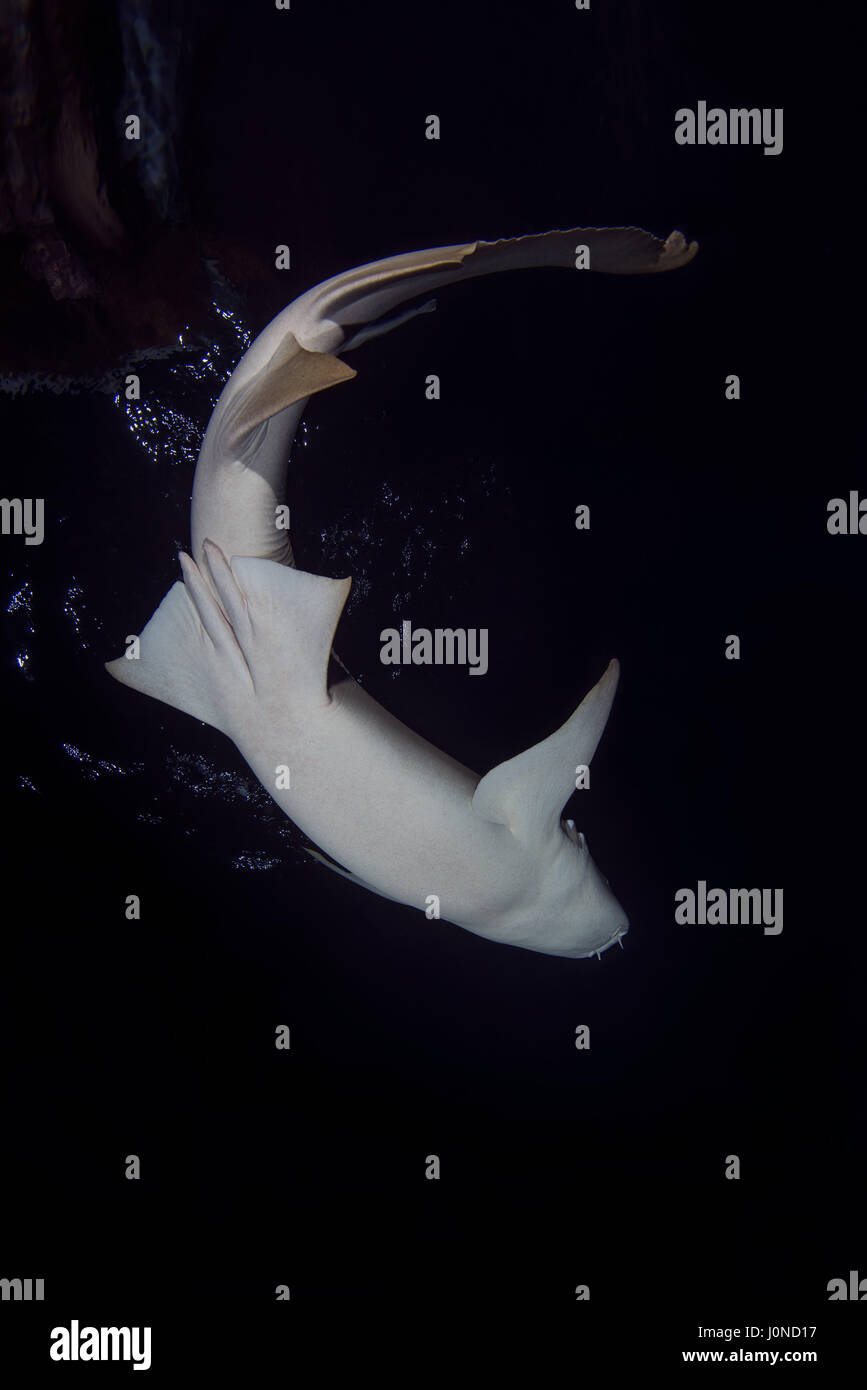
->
1;0;864;1373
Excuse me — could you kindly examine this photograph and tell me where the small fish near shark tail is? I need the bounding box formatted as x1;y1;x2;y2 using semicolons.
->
190;225;699;581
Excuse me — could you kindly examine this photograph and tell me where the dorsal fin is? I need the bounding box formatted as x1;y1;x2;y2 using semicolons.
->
471;660;620;840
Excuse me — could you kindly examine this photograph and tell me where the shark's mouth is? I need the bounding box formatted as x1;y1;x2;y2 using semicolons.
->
582;925;629;960
560;817;628;958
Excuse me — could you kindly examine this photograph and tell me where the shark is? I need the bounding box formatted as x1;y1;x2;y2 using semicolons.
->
106;224;697;958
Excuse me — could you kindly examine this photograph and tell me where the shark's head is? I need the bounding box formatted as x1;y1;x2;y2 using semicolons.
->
483;815;629;959
541;816;630;958
471;661;629;960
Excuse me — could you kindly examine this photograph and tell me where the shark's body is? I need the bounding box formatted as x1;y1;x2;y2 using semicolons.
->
107;224;697;958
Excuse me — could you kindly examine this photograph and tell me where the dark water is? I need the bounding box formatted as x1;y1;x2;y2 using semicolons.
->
1;0;864;1368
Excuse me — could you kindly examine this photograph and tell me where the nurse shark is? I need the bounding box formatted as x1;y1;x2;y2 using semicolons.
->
107;224;697;958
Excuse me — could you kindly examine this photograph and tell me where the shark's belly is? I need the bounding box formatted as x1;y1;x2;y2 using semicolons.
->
235;677;531;921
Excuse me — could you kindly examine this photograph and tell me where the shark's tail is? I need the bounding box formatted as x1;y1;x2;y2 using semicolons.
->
189;225;698;580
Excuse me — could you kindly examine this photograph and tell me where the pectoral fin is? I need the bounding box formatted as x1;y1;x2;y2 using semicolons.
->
472;659;620;840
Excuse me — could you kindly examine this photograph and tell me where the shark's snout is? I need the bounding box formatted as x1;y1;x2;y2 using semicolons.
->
589;923;630;959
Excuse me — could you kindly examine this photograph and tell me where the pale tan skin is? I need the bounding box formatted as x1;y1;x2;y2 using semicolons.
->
107;225;697;958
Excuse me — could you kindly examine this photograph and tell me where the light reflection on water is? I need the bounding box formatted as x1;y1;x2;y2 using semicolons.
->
112;301;252;468
61;742;145;781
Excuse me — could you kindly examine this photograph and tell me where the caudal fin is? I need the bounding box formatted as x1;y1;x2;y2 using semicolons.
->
192;224;697;578
298;225;698;331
